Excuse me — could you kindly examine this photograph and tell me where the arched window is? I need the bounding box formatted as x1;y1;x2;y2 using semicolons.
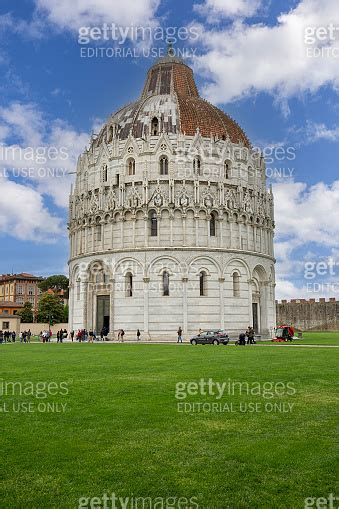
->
150;210;157;237
127;158;135;176
96;224;102;242
224;161;230;179
160;156;168;175
102;164;108;183
210;213;216;237
125;272;133;297
193;156;201;175
232;272;240;297
199;271;207;296
163;271;169;296
151;117;159;136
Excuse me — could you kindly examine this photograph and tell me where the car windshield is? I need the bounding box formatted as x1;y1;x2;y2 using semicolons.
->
276;329;284;338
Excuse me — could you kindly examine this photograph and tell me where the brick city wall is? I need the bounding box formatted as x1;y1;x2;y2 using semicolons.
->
276;298;339;331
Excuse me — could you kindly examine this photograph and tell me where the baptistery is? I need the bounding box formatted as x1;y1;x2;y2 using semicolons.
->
68;51;276;339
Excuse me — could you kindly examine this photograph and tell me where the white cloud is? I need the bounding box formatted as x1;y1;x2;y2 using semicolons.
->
194;0;262;21
35;0;161;31
274;180;339;246
304;120;339;142
0;102;89;209
0;176;62;242
193;0;339;107
274;179;339;299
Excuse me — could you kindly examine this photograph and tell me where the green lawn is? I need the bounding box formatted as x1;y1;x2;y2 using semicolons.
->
0;342;337;508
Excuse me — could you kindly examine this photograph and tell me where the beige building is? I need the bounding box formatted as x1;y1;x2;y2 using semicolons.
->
0;273;42;314
68;52;276;339
0;314;21;334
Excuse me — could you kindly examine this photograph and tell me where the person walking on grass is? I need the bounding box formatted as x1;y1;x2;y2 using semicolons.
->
177;326;183;343
136;329;141;341
121;329;125;342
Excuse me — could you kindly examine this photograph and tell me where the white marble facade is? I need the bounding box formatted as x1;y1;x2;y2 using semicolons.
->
68;59;276;339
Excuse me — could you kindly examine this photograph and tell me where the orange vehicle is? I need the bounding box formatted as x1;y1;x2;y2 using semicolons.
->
273;325;295;342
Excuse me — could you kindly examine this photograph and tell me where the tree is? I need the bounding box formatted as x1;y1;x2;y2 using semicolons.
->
38;275;69;297
37;293;66;324
17;301;34;323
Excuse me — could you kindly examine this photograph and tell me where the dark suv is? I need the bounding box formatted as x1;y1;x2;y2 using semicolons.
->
190;330;229;345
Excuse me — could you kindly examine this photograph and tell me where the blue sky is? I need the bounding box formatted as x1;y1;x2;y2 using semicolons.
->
0;0;338;299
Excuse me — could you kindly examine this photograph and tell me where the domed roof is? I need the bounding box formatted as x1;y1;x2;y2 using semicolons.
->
106;54;250;147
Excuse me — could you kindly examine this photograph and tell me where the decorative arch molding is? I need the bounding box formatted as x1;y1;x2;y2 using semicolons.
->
189;256;221;278
148;255;182;278
113;257;145;278
252;264;268;282
224;257;251;279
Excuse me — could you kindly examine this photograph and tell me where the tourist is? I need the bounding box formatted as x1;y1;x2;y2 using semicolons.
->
238;332;246;345
89;329;94;343
70;330;74;342
121;329;125;342
11;331;16;342
246;326;255;345
136;329;141;341
27;329;31;343
0;330;3;344
100;328;105;341
177;327;183;343
57;331;60;343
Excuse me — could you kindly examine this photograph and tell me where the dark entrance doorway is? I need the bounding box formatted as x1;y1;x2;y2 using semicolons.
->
252;303;259;333
97;296;110;333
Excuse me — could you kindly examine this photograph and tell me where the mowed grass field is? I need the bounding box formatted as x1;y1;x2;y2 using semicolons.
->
0;336;338;508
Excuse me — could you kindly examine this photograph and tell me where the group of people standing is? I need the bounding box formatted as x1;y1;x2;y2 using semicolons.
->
56;329;68;343
238;326;256;345
0;330;16;343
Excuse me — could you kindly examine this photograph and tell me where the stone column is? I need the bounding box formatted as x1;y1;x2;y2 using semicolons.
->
195;214;199;246
219;277;225;329
230;219;234;249
120;218;124;248
157;214;161;247
85;225;89;253
101;221;105;251
109;278;115;339
144;216;148;247
82;280;88;329
248;279;254;328
143;277;151;340
110;220;114;249
260;282;269;334
68;283;74;331
182;277;188;335
218;217;223;248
